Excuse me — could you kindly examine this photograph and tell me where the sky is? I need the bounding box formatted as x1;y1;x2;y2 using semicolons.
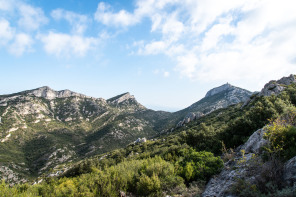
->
0;0;296;111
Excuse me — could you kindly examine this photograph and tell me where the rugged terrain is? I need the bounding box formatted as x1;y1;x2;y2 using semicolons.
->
158;83;252;131
0;87;170;183
1;75;296;197
0;84;251;183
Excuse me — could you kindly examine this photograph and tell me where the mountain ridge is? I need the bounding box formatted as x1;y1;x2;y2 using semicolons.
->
0;82;253;184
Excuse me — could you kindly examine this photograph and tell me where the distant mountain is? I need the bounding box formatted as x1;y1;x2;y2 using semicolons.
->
0;87;170;183
0;83;252;184
158;83;253;130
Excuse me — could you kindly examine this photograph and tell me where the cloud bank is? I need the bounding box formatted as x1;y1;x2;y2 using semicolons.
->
94;0;296;88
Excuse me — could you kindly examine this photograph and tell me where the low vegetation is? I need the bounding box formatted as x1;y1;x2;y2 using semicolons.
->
2;84;296;196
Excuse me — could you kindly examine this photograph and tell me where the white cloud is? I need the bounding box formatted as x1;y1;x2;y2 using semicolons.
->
38;32;99;57
17;4;48;31
0;19;32;56
163;71;170;77
51;9;89;34
116;0;296;90
0;0;16;11
8;33;33;56
138;41;167;55
0;19;14;45
95;2;139;27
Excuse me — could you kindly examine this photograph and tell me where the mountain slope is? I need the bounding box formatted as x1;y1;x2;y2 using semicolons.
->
158;83;252;130
0;83;252;184
0;87;170;183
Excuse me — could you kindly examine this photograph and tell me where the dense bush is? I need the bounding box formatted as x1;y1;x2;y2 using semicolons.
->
177;149;223;183
264;108;296;161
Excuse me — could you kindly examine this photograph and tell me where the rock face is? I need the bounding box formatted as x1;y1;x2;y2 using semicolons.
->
28;86;89;100
240;128;268;154
192;83;252;114
205;83;233;98
172;83;252;128
108;92;134;104
203;125;296;197
243;74;296;107
107;92;146;110
202;128;268;197
283;156;296;186
202;159;250;197
134;137;147;144
259;74;296;97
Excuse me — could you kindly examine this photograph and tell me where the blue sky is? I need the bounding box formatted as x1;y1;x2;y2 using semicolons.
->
1;0;296;111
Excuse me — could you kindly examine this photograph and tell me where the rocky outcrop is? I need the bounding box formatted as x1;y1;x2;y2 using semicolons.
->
203;123;296;197
202;156;252;197
240;128;268;154
107;92;146;110
173;84;252;128
259;74;296;97
108;92;135;104
202;128;268;197
243;74;296;107
134;137;147;144
205;83;233;98
28;86;90;100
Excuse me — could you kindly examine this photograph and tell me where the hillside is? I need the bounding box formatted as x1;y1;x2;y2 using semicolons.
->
0;87;171;183
0;83;252;184
158;83;252;131
1;75;296;196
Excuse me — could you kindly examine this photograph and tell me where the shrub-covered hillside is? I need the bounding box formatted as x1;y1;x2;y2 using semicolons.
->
1;78;296;196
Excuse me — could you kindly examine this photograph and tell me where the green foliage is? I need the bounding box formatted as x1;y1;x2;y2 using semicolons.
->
177;149;223;182
264;108;296;161
0;157;186;196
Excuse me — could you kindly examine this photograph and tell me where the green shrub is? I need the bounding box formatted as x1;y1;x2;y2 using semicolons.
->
178;149;223;182
264;108;296;161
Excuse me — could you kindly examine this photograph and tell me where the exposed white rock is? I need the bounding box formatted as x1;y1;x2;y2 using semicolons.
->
134;137;147;144
112;92;134;104
1;133;11;142
1;127;20;142
0;165;26;185
36;114;45;119
240;128;268;154
202;127;268;197
0;103;7;106
34;120;40;123
243;74;296;107
65;117;72;122
205;83;233;98
259;74;296;97
8;127;19;132
28;86;87;100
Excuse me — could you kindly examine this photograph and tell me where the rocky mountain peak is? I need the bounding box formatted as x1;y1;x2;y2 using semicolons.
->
205;83;234;98
107;92;135;104
27;86;88;100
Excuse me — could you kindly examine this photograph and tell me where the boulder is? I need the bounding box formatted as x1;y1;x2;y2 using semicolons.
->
134;137;147;144
202;127;268;197
240;128;268;154
202;154;254;197
283;156;296;186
